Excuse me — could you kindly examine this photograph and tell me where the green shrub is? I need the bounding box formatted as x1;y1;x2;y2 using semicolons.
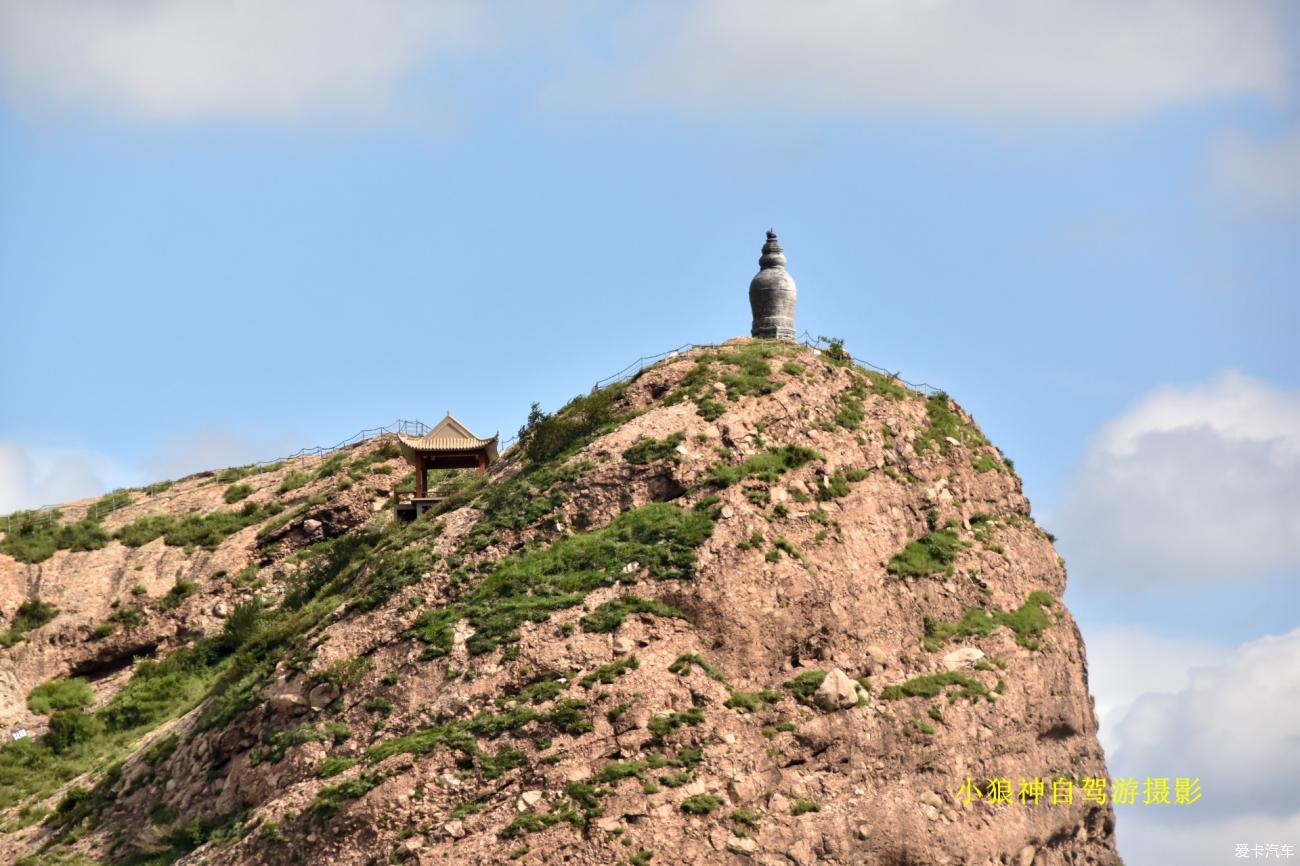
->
0;598;59;647
0;511;107;564
580;655;639;689
27;679;94;715
308;773;385;821
164;502;282;550
114;514;176;548
816;473;850;500
519;382;629;465
223;483;254;504
647;707;704;739
791;799;821;815
680;794;724;815
879;671;989;702
155;579;198;611
707;445;821;487
313;452;348;479
864;370;908;401
316;757;358;779
278;471;310;493
44;710;101;755
820;337;850;363
410;504;707;656
921;592;1054;651
730;808;762;829
914;393;989;456
783;669;827;704
623;432;685;465
667;653;728;684
724;689;781;712
886;528;963;577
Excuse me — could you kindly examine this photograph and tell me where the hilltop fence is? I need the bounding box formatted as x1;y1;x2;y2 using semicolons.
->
3;336;938;537
592;331;941;396
2;418;433;537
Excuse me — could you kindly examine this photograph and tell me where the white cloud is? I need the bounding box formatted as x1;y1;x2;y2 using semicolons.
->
1;1;1291;126
143;425;302;481
553;0;1293;121
1086;627;1300;859
0;440;138;513
1058;371;1300;583
1084;626;1226;753
1108;628;1300;818
1119;811;1300;866
1090;627;1300;865
0;0;491;123
0;426;302;514
1211;126;1300;215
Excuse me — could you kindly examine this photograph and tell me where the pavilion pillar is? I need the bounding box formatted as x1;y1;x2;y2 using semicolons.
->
476;452;488;475
415;453;427;498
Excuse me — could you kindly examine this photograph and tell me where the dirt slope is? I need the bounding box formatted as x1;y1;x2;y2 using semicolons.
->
0;339;1117;866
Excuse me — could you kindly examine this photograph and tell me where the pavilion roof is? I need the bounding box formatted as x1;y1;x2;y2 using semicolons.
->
397;413;499;459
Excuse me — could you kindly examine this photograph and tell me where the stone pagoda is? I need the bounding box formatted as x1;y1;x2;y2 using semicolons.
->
749;229;797;340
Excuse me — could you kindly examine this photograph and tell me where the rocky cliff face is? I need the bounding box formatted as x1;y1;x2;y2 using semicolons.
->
0;339;1117;866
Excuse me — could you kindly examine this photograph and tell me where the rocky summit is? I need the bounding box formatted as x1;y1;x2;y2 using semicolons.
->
0;339;1117;866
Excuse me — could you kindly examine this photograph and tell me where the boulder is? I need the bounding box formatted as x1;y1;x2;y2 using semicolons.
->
942;648;985;671
863;646;890;674
307;682;339;712
727;837;757;855
813;668;862;711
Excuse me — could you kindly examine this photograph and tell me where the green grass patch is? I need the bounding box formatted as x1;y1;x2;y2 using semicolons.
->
647;707;705;739
316;757;358;779
410;504;709;658
921;591;1054;651
116;501;283;551
0;598;60;647
680;794;724;815
724;689;782;712
623;432;685;465
791;799;821;815
278;470;311;493
706;445;821;487
0;511;108;564
154;578;198;611
223;483;254;504
863;370;909;401
580;655;639;689
880;672;990;702
308;772;387;822
518;381;631;465
783;669;827;704
914;392;989;456
816;473;851;501
886;527;964;577
667;653;729;685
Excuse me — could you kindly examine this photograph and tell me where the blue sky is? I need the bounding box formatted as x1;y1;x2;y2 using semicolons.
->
1;3;1297;862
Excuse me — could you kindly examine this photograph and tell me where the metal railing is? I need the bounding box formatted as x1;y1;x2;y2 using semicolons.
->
591;332;940;396
4;336;939;538
2;418;433;537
